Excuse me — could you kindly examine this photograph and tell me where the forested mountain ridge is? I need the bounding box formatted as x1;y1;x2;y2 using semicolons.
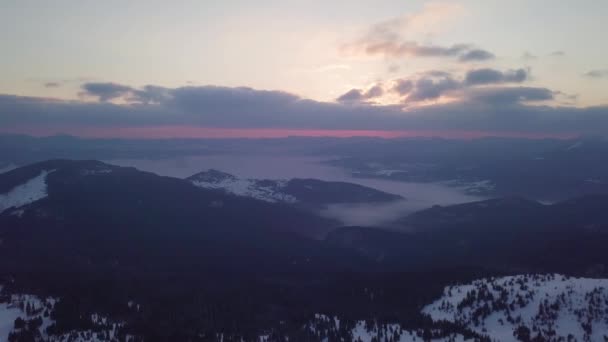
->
2;160;608;341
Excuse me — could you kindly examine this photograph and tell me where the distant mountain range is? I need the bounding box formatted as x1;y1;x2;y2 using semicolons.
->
3;134;608;201
327;137;608;201
328;195;608;274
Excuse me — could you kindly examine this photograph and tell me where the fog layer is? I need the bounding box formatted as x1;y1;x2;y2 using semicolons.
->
108;155;483;227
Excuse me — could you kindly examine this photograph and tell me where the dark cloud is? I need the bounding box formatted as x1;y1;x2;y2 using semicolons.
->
458;49;495;62
337;84;384;104
44;82;61;88
131;85;172;104
465;86;553;104
393;79;414;95
346;16;494;63
392;71;462;101
1;83;607;136
336;89;365;103
408;77;461;101
465;68;528;86
365;84;384;98
391;68;530;102
81;82;134;102
351;39;494;62
584;70;608;79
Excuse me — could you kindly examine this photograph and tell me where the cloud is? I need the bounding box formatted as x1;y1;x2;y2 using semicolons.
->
344;7;493;63
347;39;495;62
393;79;414;95
337;84;384;103
521;52;538;61
131;85;172;104
44;82;61;88
1;83;607;136
407;76;461;101
584;69;608;79
365;84;384;98
549;51;565;57
336;89;365;103
388;64;401;73
465;86;554;104
458;49;495;62
465;68;528;85
81;82;134;102
391;68;529;103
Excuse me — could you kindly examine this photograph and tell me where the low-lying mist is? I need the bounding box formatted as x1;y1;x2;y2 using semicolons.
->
108;155;485;227
319;200;412;227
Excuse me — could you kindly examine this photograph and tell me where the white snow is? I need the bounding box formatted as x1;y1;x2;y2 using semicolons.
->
308;314;466;342
191;172;297;203
0;170;53;214
0;301;22;340
566;141;584;150
81;168;113;176
374;169;407;177
423;274;608;342
0;290;129;342
308;274;608;341
0;164;17;175
0;292;57;341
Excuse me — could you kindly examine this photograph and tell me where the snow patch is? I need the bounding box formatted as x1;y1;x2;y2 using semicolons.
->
190;170;297;203
307;314;466;342
0;290;133;341
0;164;17;175
0;170;54;214
81;168;113;176
374;169;407;177
566;141;584;151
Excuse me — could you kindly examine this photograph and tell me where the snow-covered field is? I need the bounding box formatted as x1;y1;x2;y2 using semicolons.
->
423;274;608;342
0;170;53;214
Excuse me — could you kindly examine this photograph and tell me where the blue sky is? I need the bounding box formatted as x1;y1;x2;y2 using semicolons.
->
0;1;607;138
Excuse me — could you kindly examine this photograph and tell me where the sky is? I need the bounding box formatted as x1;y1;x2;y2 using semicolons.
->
1;0;607;138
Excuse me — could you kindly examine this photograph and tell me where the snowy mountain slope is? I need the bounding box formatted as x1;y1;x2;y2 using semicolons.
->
0;164;17;175
0;170;53;214
188;169;297;203
423;274;608;342
302;274;608;342
187;169;403;206
304;314;469;342
0;291;133;341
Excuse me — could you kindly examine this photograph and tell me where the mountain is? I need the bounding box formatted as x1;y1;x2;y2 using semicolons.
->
326;137;608;201
187;169;403;207
401;197;547;232
401;195;608;233
328;196;608;274
3;159;608;341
